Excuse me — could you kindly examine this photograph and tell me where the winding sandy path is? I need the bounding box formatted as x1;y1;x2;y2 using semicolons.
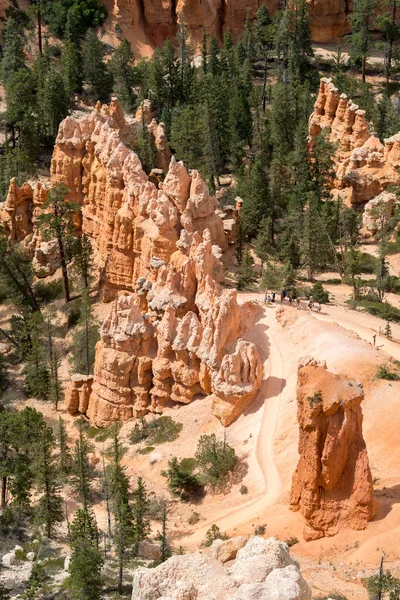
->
184;307;286;546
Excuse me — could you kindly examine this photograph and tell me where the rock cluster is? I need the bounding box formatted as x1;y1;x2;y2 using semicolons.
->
108;0;360;48
70;227;262;426
290;357;375;541
132;536;311;600
0;179;34;241
309;78;400;217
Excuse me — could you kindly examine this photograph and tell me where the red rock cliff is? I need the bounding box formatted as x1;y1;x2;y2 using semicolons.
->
290;357;375;541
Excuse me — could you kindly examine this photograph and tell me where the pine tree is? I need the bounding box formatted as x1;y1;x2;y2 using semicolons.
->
70;419;93;508
35;424;63;538
1;17;26;89
301;193;333;281
57;416;72;476
71;233;94;292
61;40;82;99
374;0;400;91
82;30;112;103
37;184;80;303
109;39;136;112
23;562;48;600
350;0;378;82
236;249;257;291
68;506;103;600
22;316;51;401
46;318;61;411
109;425;135;593
133;476;150;549
70;289;99;375
41;67;69;140
238;155;272;238
157;502;172;563
0;234;40;313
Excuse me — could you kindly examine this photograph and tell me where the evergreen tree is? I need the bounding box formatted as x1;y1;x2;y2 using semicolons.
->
156;502;171;563
162;457;203;500
35;424;63;538
71;233;94;292
57;416;72;476
133;476;150;548
0;235;40;313
1;17;26;88
109;425;135;593
237;155;272;237
109;39;136;112
70;419;93;508
350;0;378;82
236;249;257;291
37;184;80;303
68;506;103;600
46;318;61;411
82;30;112;103
134;117;157;174
70;289;99;375
40;67;69;140
22;315;50;401
23;562;48;600
61;40;82;98
375;0;400;91
301;193;333;280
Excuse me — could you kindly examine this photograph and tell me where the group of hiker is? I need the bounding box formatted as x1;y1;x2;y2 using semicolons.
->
264;290;321;313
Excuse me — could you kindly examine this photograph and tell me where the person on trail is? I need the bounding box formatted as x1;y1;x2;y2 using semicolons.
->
296;297;301;309
315;303;321;313
264;290;268;303
373;334;376;346
280;292;284;303
272;292;276;303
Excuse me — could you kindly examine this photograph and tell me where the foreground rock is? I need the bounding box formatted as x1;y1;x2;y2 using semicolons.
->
132;536;311;600
290;357;375;541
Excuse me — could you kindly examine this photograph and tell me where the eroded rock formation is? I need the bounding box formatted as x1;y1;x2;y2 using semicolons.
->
290;357;375;541
309;78;400;208
0;179;33;241
81;228;262;426
132;536;311;600
106;0;354;49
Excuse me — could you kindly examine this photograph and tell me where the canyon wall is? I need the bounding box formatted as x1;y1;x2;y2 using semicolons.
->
290;357;375;541
104;0;353;48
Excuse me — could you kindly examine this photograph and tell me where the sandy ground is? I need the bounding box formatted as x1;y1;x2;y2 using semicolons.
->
3;268;400;598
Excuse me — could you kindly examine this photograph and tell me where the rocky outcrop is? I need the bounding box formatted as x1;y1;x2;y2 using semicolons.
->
65;375;94;415
290;357;375;541
0;179;33;241
105;0;356;49
132;536;311;600
309;78;400;208
83;229;262;426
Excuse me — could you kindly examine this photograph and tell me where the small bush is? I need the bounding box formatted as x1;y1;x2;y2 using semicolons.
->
130;416;183;446
285;536;299;547
162;457;203;500
240;484;248;495
355;300;400;323
188;512;200;525
254;524;266;535
309;281;329;304
195;434;237;487
85;425;113;443
147;495;167;521
137;445;155;455
14;549;27;561
204;524;228;547
34;279;64;303
307;391;323;408
66;304;81;328
376;364;400;381
358;252;379;274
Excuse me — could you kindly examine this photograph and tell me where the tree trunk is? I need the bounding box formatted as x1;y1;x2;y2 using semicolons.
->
57;236;70;303
362;57;366;83
38;0;43;55
85;312;90;376
262;52;268;112
1;476;7;509
118;554;123;594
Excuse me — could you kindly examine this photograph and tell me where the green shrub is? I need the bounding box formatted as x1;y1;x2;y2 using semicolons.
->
14;549;27;561
285;536;299;547
130;416;183;446
240;484;248;495
309;281;329;303
358;252;379;274
195;434;237;487
307;391;323;408
65;303;81;328
204;524;228;547
188;512;200;525
34;279;64;303
254;524;266;535
162;457;203;500
137;445;155;455
356;301;400;323
376;364;400;381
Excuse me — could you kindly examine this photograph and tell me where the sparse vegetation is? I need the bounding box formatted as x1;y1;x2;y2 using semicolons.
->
240;484;249;495
188;511;200;525
162;457;203;500
376;364;400;381
204;524;228;547
130;416;183;446
195;434;237;487
285;536;299;547
307;391;323;408
254;524;266;535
